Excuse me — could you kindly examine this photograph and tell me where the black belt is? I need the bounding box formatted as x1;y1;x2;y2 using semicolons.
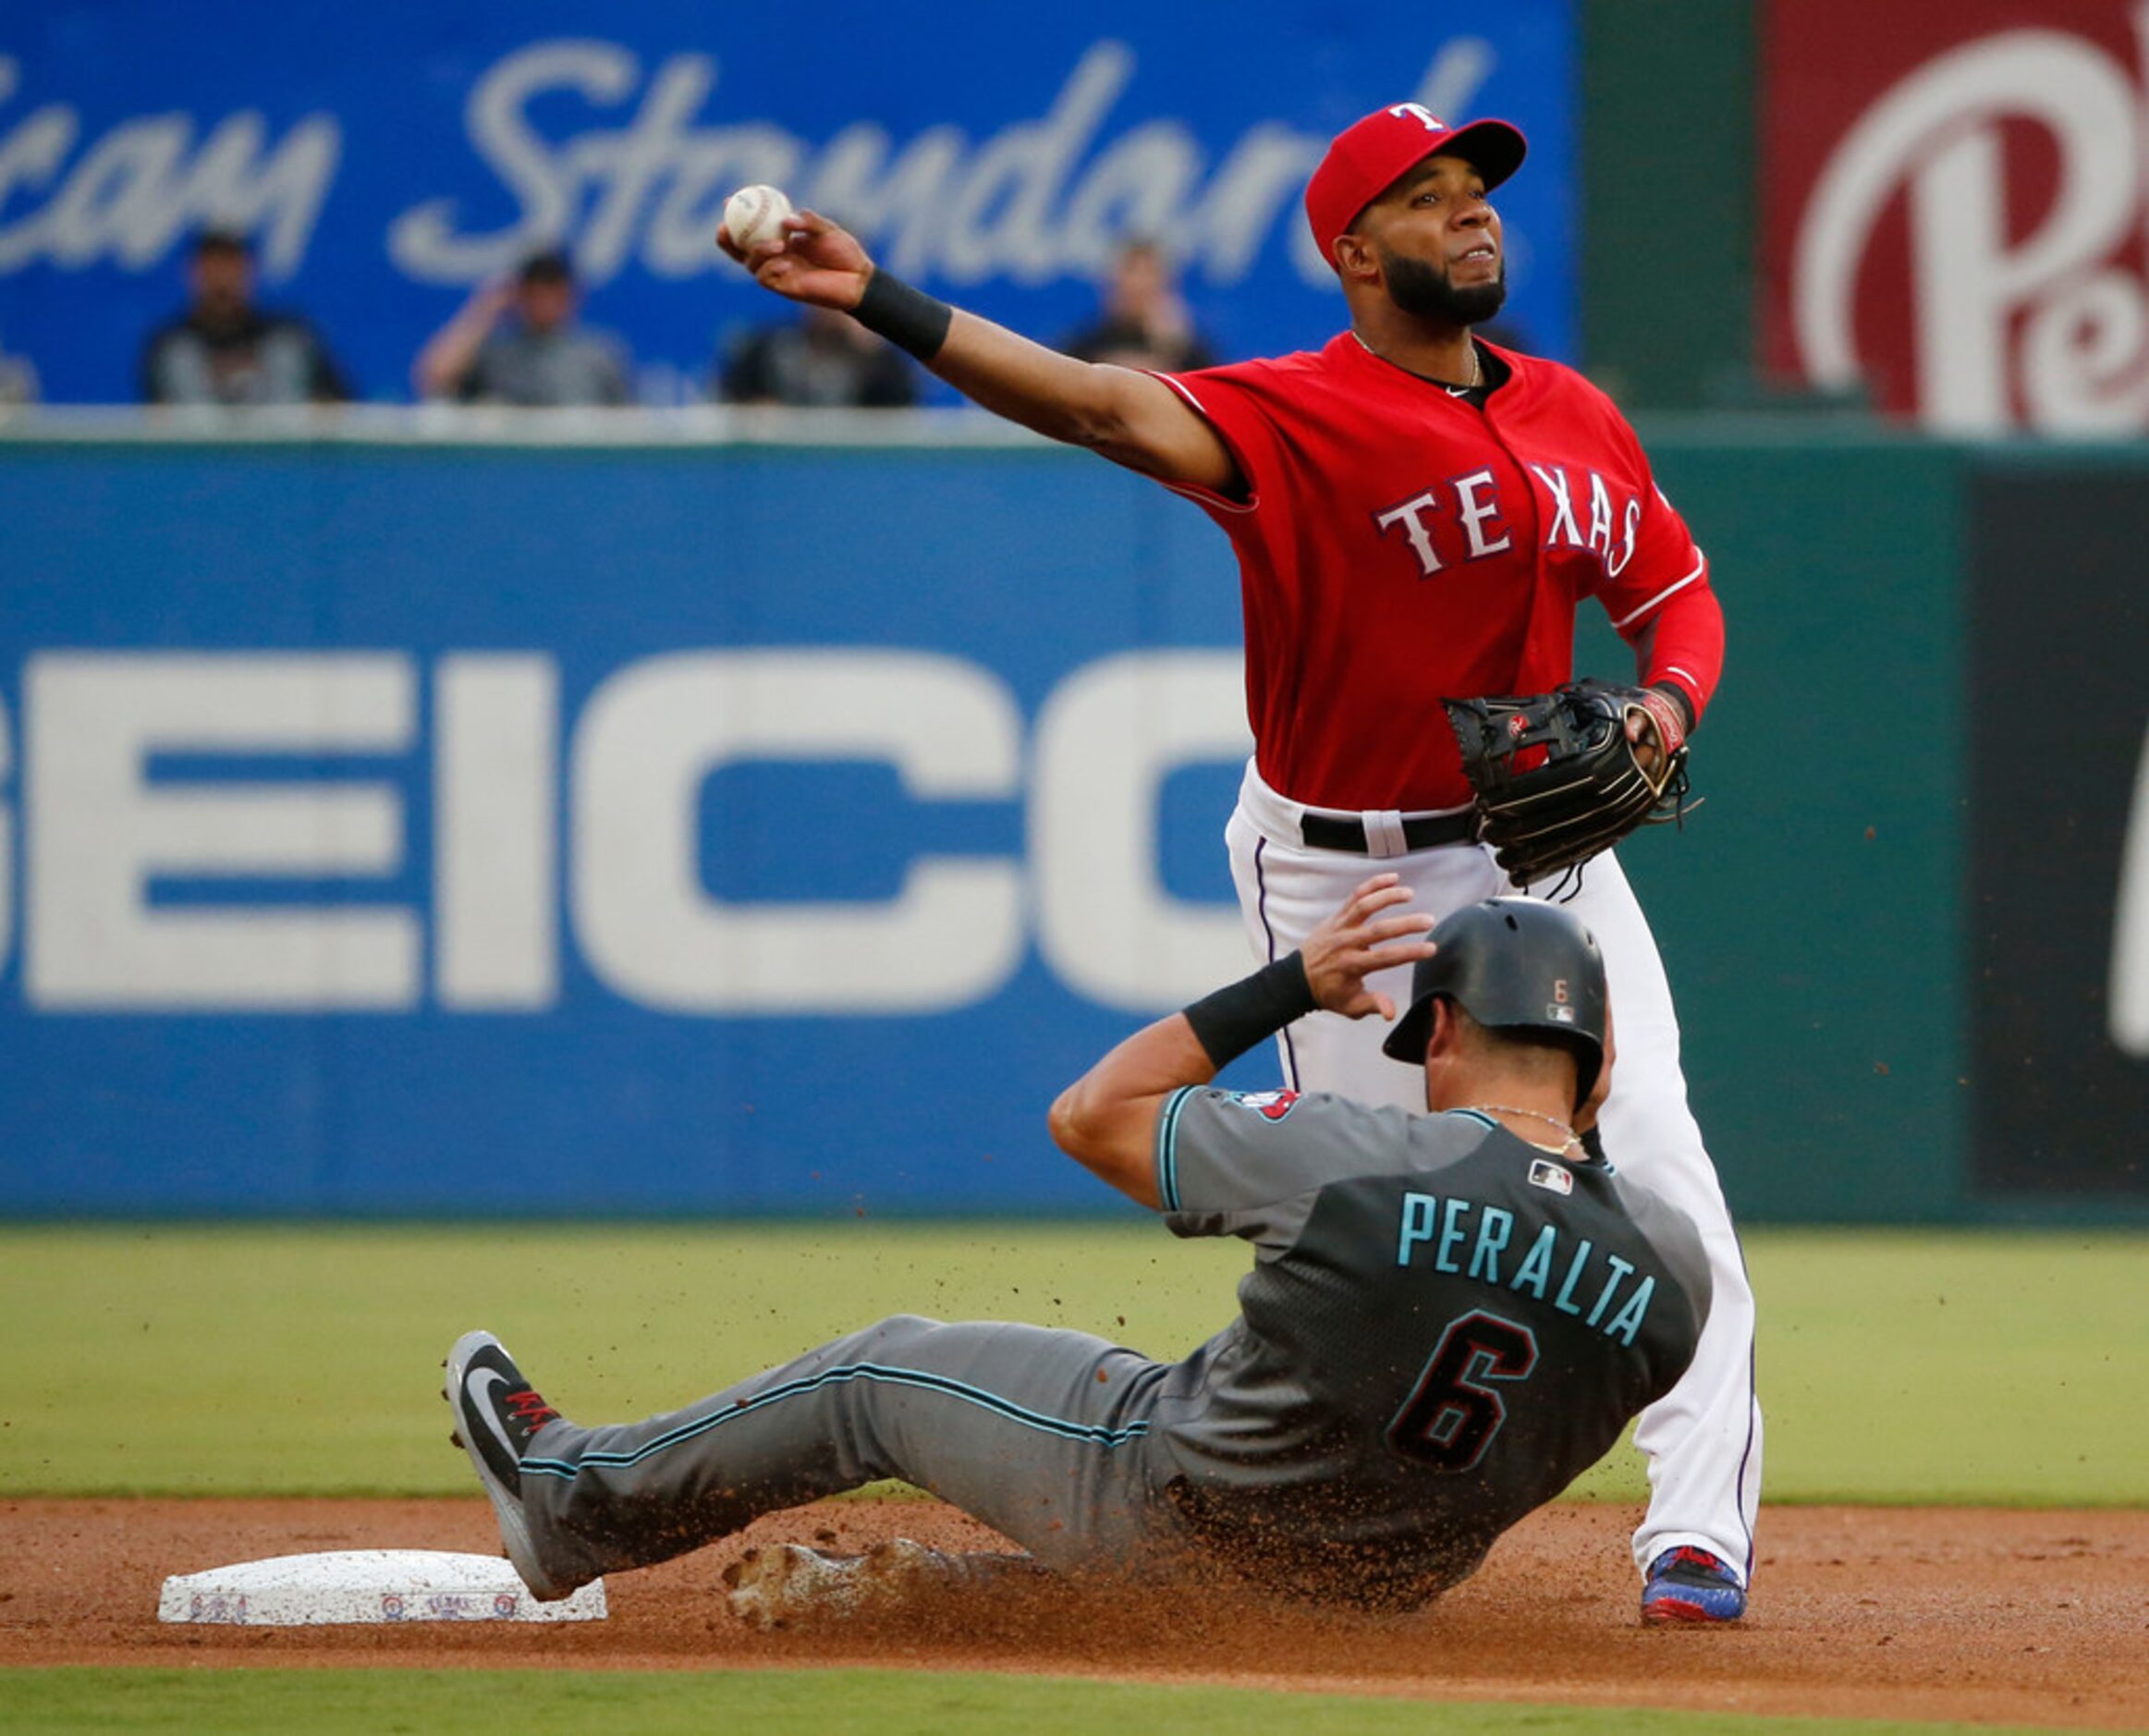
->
1298;809;1477;853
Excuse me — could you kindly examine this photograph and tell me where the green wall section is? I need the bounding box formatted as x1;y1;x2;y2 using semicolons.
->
1581;0;1757;406
1581;427;1964;1220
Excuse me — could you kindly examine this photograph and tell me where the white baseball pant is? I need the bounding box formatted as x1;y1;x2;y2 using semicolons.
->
1226;760;1762;1584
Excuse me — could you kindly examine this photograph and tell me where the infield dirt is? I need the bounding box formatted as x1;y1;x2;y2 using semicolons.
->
2;1498;2143;1728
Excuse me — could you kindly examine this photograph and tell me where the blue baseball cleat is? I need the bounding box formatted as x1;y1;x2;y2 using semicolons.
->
1640;1546;1747;1625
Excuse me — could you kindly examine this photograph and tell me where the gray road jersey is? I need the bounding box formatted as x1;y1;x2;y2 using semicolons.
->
1152;1088;1710;1607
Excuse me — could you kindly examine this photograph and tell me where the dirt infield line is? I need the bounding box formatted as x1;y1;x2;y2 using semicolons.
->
2;1498;2144;1728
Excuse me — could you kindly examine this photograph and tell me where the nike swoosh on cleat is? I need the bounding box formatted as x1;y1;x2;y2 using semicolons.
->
466;1367;523;1473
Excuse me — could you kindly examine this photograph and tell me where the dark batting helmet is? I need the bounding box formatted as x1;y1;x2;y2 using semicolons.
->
1380;898;1607;1104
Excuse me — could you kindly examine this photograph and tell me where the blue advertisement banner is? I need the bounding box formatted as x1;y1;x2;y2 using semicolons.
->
0;2;1576;403
0;437;1289;1215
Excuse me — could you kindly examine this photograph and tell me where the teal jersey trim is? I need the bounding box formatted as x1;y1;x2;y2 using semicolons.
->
1154;1085;1198;1212
519;1361;1152;1482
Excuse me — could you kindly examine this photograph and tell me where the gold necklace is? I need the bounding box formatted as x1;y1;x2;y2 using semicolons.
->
1461;1102;1576;1154
1351;331;1482;393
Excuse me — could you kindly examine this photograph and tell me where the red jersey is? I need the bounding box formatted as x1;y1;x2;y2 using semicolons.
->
1157;334;1725;812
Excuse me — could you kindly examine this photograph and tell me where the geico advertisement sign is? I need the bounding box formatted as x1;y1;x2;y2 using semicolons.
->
3;649;1252;1016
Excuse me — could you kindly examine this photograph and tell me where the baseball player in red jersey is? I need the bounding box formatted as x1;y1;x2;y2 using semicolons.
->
720;101;1757;1625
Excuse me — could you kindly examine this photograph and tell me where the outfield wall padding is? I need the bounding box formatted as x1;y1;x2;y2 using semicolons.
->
1;427;2141;1221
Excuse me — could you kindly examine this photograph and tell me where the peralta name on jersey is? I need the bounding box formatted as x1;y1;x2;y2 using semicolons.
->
1396;1191;1656;1346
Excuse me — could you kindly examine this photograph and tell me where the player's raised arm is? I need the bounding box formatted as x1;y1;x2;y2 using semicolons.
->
717;203;1241;497
1048;875;1436;1206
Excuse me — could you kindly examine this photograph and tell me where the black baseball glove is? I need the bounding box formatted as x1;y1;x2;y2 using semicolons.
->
1444;680;1695;887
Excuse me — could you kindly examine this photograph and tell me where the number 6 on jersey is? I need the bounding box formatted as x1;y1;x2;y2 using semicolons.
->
1386;1309;1540;1472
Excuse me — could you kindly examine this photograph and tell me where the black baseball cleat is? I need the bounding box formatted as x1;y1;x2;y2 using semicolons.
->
444;1329;576;1601
1640;1546;1748;1625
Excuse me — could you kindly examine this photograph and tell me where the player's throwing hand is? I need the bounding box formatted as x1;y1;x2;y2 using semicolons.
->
715;208;874;312
1300;874;1438;1022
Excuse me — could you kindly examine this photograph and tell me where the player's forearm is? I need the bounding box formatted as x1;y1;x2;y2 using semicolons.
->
727;214;1228;482
1049;1014;1214;1208
846;267;1233;486
1630;583;1725;727
1051;954;1316;1206
1056;1014;1218;1128
927;310;1146;451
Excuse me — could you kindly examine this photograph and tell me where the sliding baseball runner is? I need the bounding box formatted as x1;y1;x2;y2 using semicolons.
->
447;885;1712;1621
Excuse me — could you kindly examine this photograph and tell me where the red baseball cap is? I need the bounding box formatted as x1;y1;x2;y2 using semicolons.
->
1304;104;1529;269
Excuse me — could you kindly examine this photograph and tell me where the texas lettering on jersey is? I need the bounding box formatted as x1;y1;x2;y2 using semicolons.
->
1373;464;1644;582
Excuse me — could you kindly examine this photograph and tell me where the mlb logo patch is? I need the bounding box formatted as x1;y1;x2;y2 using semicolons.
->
1230;1089;1301;1122
1527;1158;1574;1195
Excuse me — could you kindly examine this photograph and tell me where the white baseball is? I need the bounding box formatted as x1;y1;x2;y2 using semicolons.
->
724;184;794;252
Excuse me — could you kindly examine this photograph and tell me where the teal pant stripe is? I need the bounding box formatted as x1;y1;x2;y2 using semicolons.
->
519;1359;1152;1482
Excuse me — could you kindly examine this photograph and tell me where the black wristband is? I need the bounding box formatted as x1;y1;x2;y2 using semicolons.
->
1181;954;1318;1069
852;269;953;362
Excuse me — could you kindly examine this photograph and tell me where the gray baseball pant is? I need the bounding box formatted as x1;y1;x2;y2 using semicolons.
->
515;1314;1193;1587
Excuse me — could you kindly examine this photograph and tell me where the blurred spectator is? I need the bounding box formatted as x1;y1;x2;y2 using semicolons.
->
0;328;36;406
140;228;350;406
415;249;631;406
718;305;917;407
1060;240;1218;373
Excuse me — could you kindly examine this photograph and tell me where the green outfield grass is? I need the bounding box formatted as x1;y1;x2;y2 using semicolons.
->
0;1669;2052;1735
0;1225;2142;1504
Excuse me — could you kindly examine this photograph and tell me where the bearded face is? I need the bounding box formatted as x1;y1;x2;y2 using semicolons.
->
1379;247;1508;326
